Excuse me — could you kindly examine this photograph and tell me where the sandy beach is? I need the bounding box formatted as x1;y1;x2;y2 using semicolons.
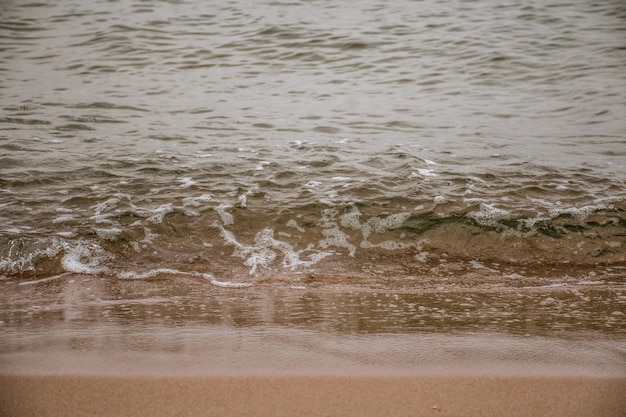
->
1;374;625;417
2;281;625;417
2;0;625;416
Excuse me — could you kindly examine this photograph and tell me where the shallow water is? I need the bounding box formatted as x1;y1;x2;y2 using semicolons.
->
1;275;625;376
1;1;625;299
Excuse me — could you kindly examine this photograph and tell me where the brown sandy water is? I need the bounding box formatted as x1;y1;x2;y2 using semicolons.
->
1;0;625;286
2;1;625;414
1;273;624;376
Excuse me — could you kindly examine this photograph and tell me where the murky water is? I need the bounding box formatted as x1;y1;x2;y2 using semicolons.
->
1;275;625;375
1;1;625;372
2;0;625;284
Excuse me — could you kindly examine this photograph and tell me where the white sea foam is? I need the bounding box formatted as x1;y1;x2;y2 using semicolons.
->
146;204;173;224
411;168;438;177
237;191;251;208
221;226;332;275
140;227;158;246
51;214;76;224
320;224;356;256
338;207;424;251
92;197;123;224
286;219;305;233
182;194;212;208
549;203;612;221
468;203;510;227
255;161;270;170
361;212;411;239
216;205;234;225
117;269;254;288
319;209;357;256
61;242;110;274
0;237;65;275
209;279;253;288
119;268;189;280
415;251;429;262
339;207;362;230
18;272;73;286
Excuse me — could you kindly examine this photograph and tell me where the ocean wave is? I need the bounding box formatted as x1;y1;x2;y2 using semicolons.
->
1;195;623;287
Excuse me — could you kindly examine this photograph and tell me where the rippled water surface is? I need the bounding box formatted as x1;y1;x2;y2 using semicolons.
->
2;0;626;378
1;0;625;286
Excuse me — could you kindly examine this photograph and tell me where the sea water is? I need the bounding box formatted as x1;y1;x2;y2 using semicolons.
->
1;0;625;284
1;0;625;370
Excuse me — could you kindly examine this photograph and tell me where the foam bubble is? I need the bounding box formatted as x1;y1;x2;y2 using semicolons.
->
549;203;612;221
237;191;252;208
61;242;110;274
51;214;76;224
320;224;356;257
117;269;254;288
139;227;158;246
286;219;305;233
339;206;362;230
118;268;183;280
361;240;407;250
209;279;253;288
182;194;212;208
221;227;277;274
468;203;510;227
221;227;331;275
362;212;410;237
146;204;173;224
92;197;123;223
216;205;234;225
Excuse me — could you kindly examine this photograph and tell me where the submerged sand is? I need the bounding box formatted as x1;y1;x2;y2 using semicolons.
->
2;276;624;417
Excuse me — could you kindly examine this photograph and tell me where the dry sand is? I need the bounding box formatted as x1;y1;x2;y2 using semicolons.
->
1;374;625;417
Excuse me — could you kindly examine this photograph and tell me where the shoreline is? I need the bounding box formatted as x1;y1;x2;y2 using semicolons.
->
2;275;624;417
2;374;625;417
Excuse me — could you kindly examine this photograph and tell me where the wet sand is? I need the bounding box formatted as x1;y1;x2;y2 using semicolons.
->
2;278;624;417
1;374;625;417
